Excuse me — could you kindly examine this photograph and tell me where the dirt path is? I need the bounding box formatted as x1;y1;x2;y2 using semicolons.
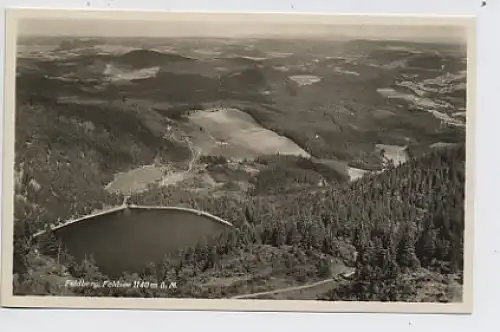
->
186;137;197;172
160;136;198;186
229;278;340;300
229;265;355;300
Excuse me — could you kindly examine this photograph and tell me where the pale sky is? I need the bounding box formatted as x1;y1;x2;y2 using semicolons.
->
17;16;469;43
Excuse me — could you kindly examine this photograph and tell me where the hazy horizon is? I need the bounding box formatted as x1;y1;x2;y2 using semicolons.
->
17;18;468;44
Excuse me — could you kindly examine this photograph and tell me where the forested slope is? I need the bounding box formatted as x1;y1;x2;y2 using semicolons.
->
13;101;191;227
13;143;466;301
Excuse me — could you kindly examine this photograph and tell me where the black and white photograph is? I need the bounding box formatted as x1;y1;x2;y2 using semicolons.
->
1;9;475;312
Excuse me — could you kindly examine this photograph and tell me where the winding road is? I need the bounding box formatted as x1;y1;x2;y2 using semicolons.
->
229;279;338;299
229;268;355;300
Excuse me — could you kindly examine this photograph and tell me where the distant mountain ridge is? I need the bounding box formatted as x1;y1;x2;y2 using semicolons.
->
114;49;195;69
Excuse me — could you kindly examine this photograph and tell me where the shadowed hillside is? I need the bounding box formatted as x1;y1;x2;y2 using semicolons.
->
114;49;195;68
14;100;191;225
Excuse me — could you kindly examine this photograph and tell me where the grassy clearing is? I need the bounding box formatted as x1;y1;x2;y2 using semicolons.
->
105;166;164;195
186;108;311;161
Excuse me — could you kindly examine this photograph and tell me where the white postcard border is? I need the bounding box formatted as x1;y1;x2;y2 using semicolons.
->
1;8;476;313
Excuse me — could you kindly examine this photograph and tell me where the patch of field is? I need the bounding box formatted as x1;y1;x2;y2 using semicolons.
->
377;87;447;108
289;75;321;86
105;166;164;195
377;87;413;99
266;51;293;58
377;87;464;127
333;67;360;76
193;49;223;57
17;43;60;57
427;110;465;127
273;65;290;72
347;167;370;181
103;64;160;82
429;142;458;149
93;45;138;55
160;170;194;187
187;108;311;161
453;111;466;118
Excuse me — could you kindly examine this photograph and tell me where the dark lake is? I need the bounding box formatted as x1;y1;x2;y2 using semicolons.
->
40;207;232;277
